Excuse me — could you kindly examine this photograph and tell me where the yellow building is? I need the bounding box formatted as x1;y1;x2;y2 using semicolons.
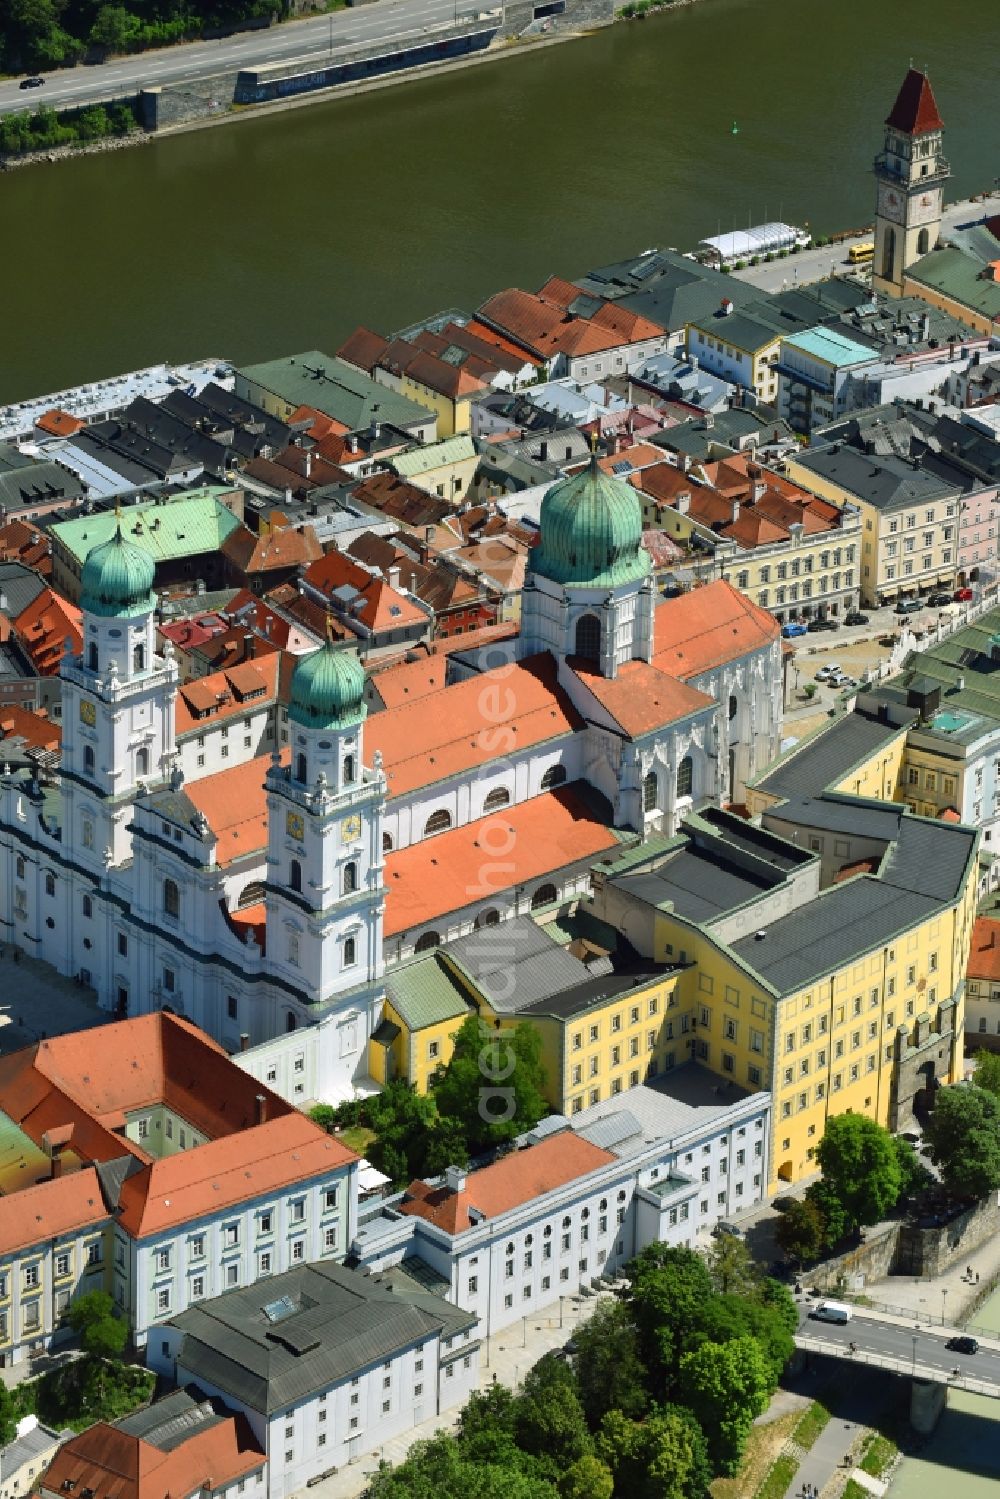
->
374;358;487;439
388;435;480;505
370;955;473;1092
685;311;783;404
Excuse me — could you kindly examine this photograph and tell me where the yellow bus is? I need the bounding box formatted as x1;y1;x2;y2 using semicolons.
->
849;241;875;265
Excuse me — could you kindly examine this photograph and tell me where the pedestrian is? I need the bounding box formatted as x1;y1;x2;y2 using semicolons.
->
976;1272;980;1284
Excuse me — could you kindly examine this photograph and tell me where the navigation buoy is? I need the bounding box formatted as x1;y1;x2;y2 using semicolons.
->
731;120;739;135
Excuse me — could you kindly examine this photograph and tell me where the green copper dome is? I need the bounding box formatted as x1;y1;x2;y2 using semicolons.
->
80;527;156;617
289;643;366;731
531;456;650;588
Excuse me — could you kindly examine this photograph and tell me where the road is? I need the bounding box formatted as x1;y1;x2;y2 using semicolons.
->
730;192;1000;294
0;0;481;117
796;1304;1000;1396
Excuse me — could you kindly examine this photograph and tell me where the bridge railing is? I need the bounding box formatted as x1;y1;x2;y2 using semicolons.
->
795;1333;1000;1398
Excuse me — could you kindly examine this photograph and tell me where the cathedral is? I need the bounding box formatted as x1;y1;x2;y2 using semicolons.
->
0;458;782;1102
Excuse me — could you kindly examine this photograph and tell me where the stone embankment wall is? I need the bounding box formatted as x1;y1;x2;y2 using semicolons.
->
811;1194;1000;1289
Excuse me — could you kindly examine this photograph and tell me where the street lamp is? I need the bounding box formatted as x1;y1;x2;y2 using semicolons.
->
941;1288;948;1325
912;1334;917;1377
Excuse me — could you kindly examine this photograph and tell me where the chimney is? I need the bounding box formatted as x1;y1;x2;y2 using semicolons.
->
730;499;741;524
255;1094;267;1127
348;434;359;454
388;565;401;590
244;632;254;660
675;491;691;515
51;1148;65;1181
304;448;312;479
538;440;548;462
239;1032;250;1052
445;1164;467;1195
751;480;766;503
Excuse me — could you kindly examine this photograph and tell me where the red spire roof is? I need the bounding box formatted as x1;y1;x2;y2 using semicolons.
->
885;68;944;135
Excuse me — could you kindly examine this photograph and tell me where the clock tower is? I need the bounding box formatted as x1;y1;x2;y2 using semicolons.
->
873;68;949;296
264;641;385;1033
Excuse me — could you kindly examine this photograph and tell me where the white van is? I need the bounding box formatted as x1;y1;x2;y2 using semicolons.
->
810;1300;852;1324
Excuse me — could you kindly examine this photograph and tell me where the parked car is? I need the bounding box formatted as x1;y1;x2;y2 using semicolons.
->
807;617;838;632
954;587;974;602
895;598;922;614
712;1222;743;1239
946;1336;979;1355
927;592;953;608
19;76;45;89
844;611;869;626
782;621;808;638
815;664;841;682
831;673;858;689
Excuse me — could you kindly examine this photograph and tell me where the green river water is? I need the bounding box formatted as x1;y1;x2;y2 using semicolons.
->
2;0;999;405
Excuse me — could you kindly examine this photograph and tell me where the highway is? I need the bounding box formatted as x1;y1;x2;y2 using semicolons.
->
796;1304;1000;1397
0;0;485;118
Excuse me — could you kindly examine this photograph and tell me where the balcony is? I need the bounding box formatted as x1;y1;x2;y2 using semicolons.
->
873;153;950;187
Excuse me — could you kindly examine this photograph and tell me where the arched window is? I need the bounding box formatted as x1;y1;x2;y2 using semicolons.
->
15;856;24;879
238;881;265;908
82;895;93;919
343;935;357;967
414;931;441;953
290;859;302;893
163;879;180;919
133;643;145;673
45;873;55;897
344;754;356;784
382;832;393;854
424;809;452;837
643;770;659;812
728;694;738;721
343;861;358;895
296;753;307;784
540;764;567;791
882;226;895;282
286;1009;297;1031
88;643;98;671
483;786;510;812
917;227;930;256
287;936;299;968
475;908;500;929
84;746;95;776
574;613;601;660
676;756;693;799
136;747;149;778
531;883;558;911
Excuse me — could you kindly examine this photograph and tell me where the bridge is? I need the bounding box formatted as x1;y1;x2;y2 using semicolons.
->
794;1306;1000;1399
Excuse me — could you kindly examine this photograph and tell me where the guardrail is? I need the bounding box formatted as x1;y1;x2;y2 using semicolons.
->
795;1332;1000;1397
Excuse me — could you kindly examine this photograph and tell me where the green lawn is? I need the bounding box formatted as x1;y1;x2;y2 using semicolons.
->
792;1399;831;1450
339;1124;376;1156
859;1431;897;1477
753;1454;798;1499
843;1482;868;1499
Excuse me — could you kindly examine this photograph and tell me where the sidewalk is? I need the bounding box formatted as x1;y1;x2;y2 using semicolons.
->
784;1411;861;1499
296;1286;620;1499
857;1225;1000;1332
0;947;109;1057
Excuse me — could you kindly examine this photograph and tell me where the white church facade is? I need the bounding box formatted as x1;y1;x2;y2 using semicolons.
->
0;459;782;1103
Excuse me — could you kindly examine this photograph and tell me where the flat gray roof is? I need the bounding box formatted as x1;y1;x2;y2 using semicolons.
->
755;709;908;800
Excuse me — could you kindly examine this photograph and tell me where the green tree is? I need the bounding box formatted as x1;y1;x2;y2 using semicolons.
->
972;1050;1000;1098
88;4;141;50
66;1290;127;1360
924;1084;1000;1199
0;1384;15;1448
597;1406;710;1499
559;1454;613;1499
362;1432;557;1498
894;1136;933;1198
775;1196;828;1264
814;1113;904;1233
678;1336;771;1475
431;1015;547;1154
804;1177;850;1248
703;1233;758;1296
511;1355;591;1481
625;1245;713;1396
423;1115;470;1177
572;1297;648;1425
365;1079;439;1185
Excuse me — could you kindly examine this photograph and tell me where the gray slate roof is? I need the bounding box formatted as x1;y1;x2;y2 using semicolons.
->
167;1260;474;1414
445;916;592;1013
755;709;908;800
0;561;49;620
0;1423;72;1481
793;442;958;511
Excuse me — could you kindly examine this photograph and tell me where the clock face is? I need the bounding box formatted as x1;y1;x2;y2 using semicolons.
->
877;182;902;220
79;700;96;727
341;814;362;843
286;811;305;842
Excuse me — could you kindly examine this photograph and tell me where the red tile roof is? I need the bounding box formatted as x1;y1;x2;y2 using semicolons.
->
12;588;82;675
0;704;60;753
399;1132;616;1234
337;327;392;374
368;655;449;710
570;658;713;736
221;522;322;577
653;580;779;678
302;551;428;635
0;518;51;573
382;783;618;937
35;408;85;438
968;916;1000;984
41;1408;266;1499
186;748;288;865
885;68;944;135
0;1168;108;1256
365;653;580;797
175;654;279;736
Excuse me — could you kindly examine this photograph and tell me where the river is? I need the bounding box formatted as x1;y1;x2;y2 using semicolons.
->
2;0;998;406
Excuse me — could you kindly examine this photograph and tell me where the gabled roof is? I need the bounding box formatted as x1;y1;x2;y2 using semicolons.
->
652;580;779;678
174;654;280;736
11;588;82;674
220;522;322;577
336;327;391;375
185;747;288;865
0;1168;108;1257
302;551;427;634
569;658;713;737
968;916;1000;983
399;1132;616;1234
886;68;944;135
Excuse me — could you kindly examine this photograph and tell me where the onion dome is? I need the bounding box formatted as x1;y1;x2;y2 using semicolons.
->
288;642;366;731
530;452;650;588
80;527;156;617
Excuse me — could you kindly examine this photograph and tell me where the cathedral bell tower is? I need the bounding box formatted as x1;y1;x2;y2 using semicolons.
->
873;68;949;296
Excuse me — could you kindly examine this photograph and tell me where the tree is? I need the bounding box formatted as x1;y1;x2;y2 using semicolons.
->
431;1015;547;1154
362;1432;558;1498
511;1355;591;1480
678;1336;771;1475
625;1245;713;1397
804;1177;850;1248
814;1113;903;1234
572;1297;648;1426
88;4;140;51
597;1406;710;1499
894;1136;933;1199
364;1079;440;1185
0;1385;15;1448
924;1084;1000;1199
66;1290;127;1360
559;1455;613;1499
775;1196;828;1264
972;1050;1000;1099
423;1115;470;1177
703;1233;758;1296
